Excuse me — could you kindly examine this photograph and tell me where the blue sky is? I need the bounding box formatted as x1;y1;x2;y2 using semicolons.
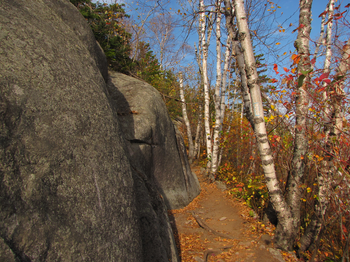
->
91;0;349;81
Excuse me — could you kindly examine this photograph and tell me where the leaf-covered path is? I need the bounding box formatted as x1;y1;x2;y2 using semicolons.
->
169;165;298;262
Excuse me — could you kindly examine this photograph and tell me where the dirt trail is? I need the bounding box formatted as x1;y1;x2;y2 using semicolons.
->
169;165;297;262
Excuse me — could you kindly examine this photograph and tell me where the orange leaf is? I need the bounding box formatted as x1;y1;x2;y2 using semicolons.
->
291;54;300;65
283;67;289;73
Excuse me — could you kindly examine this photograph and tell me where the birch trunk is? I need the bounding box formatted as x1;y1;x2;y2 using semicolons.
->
211;0;223;178
234;42;254;123
194;45;204;160
299;1;334;251
216;34;233;169
199;0;213;171
179;73;195;160
277;0;313;251
231;0;296;251
220;37;232;126
300;38;350;253
194;103;203;159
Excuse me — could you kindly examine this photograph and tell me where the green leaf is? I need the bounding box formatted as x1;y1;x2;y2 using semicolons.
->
297;75;306;87
301;69;313;76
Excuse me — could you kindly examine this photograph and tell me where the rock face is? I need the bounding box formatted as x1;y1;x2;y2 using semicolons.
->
0;0;198;261
108;72;201;210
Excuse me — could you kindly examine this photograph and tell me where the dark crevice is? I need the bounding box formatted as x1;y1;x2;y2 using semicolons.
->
1;236;31;262
127;139;156;147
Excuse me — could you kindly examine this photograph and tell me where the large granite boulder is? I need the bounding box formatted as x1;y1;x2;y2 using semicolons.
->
0;0;189;261
108;72;201;210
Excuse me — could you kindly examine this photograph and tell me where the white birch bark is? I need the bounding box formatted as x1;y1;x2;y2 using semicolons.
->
282;0;313;251
234;42;254;123
216;36;233;168
220;37;232;125
312;8;327;69
211;0;223;178
300;37;350;253
199;0;213;171
179;73;195;160
231;0;295;251
322;0;334;118
194;103;203;159
194;45;204;160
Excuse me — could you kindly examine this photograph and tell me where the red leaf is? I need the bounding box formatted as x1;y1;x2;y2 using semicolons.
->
335;15;343;20
291;92;296;95
311;58;316;64
318;72;330;81
318;10;327;17
324;79;331;84
345;3;350;8
283;67;289;73
342;224;348;234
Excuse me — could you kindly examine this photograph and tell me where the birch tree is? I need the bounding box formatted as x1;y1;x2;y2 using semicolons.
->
223;0;315;251
198;0;213;171
194;103;203;159
210;0;223;178
211;0;233;177
232;0;297;250
298;0;334;252
179;73;195;160
278;0;313;250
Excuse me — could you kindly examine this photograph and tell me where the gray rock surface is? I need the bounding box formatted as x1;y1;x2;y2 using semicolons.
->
0;0;141;261
0;0;188;261
215;181;227;191
108;72;201;210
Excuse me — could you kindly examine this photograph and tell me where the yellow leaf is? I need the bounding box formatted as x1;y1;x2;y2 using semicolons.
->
283;52;287;55
276;42;281;45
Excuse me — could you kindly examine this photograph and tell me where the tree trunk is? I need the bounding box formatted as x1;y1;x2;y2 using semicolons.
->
211;0;223;178
194;103;203;159
179;72;195;161
230;0;294;250
277;0;313;251
299;0;334;252
300;37;350;253
199;0;213;173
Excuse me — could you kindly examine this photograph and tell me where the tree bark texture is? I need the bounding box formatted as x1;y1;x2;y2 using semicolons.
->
299;0;334;252
231;0;294;251
278;0;313;251
194;103;203;159
199;0;213;171
179;73;195;160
